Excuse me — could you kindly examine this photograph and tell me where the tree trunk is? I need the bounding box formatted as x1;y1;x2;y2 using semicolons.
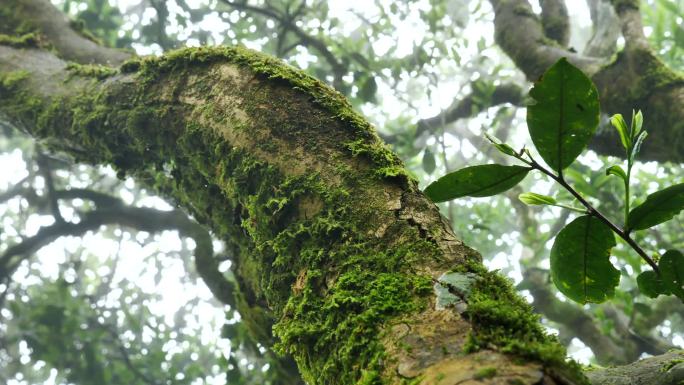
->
0;33;589;385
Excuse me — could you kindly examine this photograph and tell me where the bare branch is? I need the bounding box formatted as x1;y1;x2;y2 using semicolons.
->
540;0;570;46
584;0;621;57
587;350;684;385
7;0;130;65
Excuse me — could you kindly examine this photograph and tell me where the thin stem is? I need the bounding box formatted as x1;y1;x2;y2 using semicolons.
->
551;202;587;214
625;164;631;228
519;155;660;274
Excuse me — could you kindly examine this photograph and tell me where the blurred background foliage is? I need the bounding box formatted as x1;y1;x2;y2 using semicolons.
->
0;0;683;384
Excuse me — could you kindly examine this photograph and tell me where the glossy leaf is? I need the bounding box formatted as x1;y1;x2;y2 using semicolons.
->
550;215;619;304
527;58;600;172
425;164;531;202
637;270;669;298
605;165;627;183
610;113;631;150
660;249;684;298
518;192;556;206
627;183;684;231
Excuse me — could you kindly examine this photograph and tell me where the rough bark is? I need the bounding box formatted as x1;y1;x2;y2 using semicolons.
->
489;0;684;164
0;37;588;385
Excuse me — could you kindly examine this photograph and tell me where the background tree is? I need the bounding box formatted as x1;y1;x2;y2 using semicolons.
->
0;0;682;384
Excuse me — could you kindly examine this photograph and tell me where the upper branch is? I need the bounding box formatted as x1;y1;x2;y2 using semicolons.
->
2;0;130;65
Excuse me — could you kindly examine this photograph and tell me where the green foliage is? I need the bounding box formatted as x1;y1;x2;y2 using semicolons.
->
518;192;556;206
425;164;531;202
550;215;619;304
637;270;668;298
526;58;600;173
427;58;684;305
660;250;684;297
627;183;684;231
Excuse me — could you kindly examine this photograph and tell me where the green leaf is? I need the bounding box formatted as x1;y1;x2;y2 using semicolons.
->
627;183;684;231
422;148;436;175
610;114;631;150
550;215;619;304
636;270;669;298
629;130;648;162
527;58;600;172
631;110;643;137
605;165;628;183
484;133;517;157
518;192;556;206
425;164;531;202
660;249;684;298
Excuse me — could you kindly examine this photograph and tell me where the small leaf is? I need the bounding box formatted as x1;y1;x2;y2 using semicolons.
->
610;114;631;150
605;165;627;183
527;58;600;172
660;249;684;298
425;164;532;202
550;215;619;304
422;148;436;175
629;130;648;163
519;192;557;206
636;270;669;298
632;110;643;137
484;133;517;157
627;183;684;231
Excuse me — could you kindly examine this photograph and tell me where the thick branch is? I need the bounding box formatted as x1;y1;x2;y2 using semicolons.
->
4;0;130;65
0;41;588;384
587;350;684;385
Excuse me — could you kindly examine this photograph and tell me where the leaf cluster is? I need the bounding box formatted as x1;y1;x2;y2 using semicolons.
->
425;58;684;304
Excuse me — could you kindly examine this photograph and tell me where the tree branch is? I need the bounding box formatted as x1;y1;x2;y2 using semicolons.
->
584;0;621;57
4;0;130;65
587;350;684;385
0;36;588;384
540;0;570;46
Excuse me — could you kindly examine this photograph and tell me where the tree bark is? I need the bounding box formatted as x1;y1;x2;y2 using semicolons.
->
0;31;588;385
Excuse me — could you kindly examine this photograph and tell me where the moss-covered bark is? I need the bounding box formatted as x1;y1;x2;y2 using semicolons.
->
0;43;588;384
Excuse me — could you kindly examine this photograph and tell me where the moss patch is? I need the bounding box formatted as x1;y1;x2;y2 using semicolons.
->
458;261;588;384
66;63;118;80
0;33;40;48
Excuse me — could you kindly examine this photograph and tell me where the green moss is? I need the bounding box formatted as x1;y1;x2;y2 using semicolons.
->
66;63;118;80
459;261;588;384
473;367;497;380
0;70;30;88
345;138;414;182
661;357;684;372
118;45;413;184
0;33;40;48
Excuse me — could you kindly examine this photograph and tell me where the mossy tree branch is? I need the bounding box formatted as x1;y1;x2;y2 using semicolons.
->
0;34;588;385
